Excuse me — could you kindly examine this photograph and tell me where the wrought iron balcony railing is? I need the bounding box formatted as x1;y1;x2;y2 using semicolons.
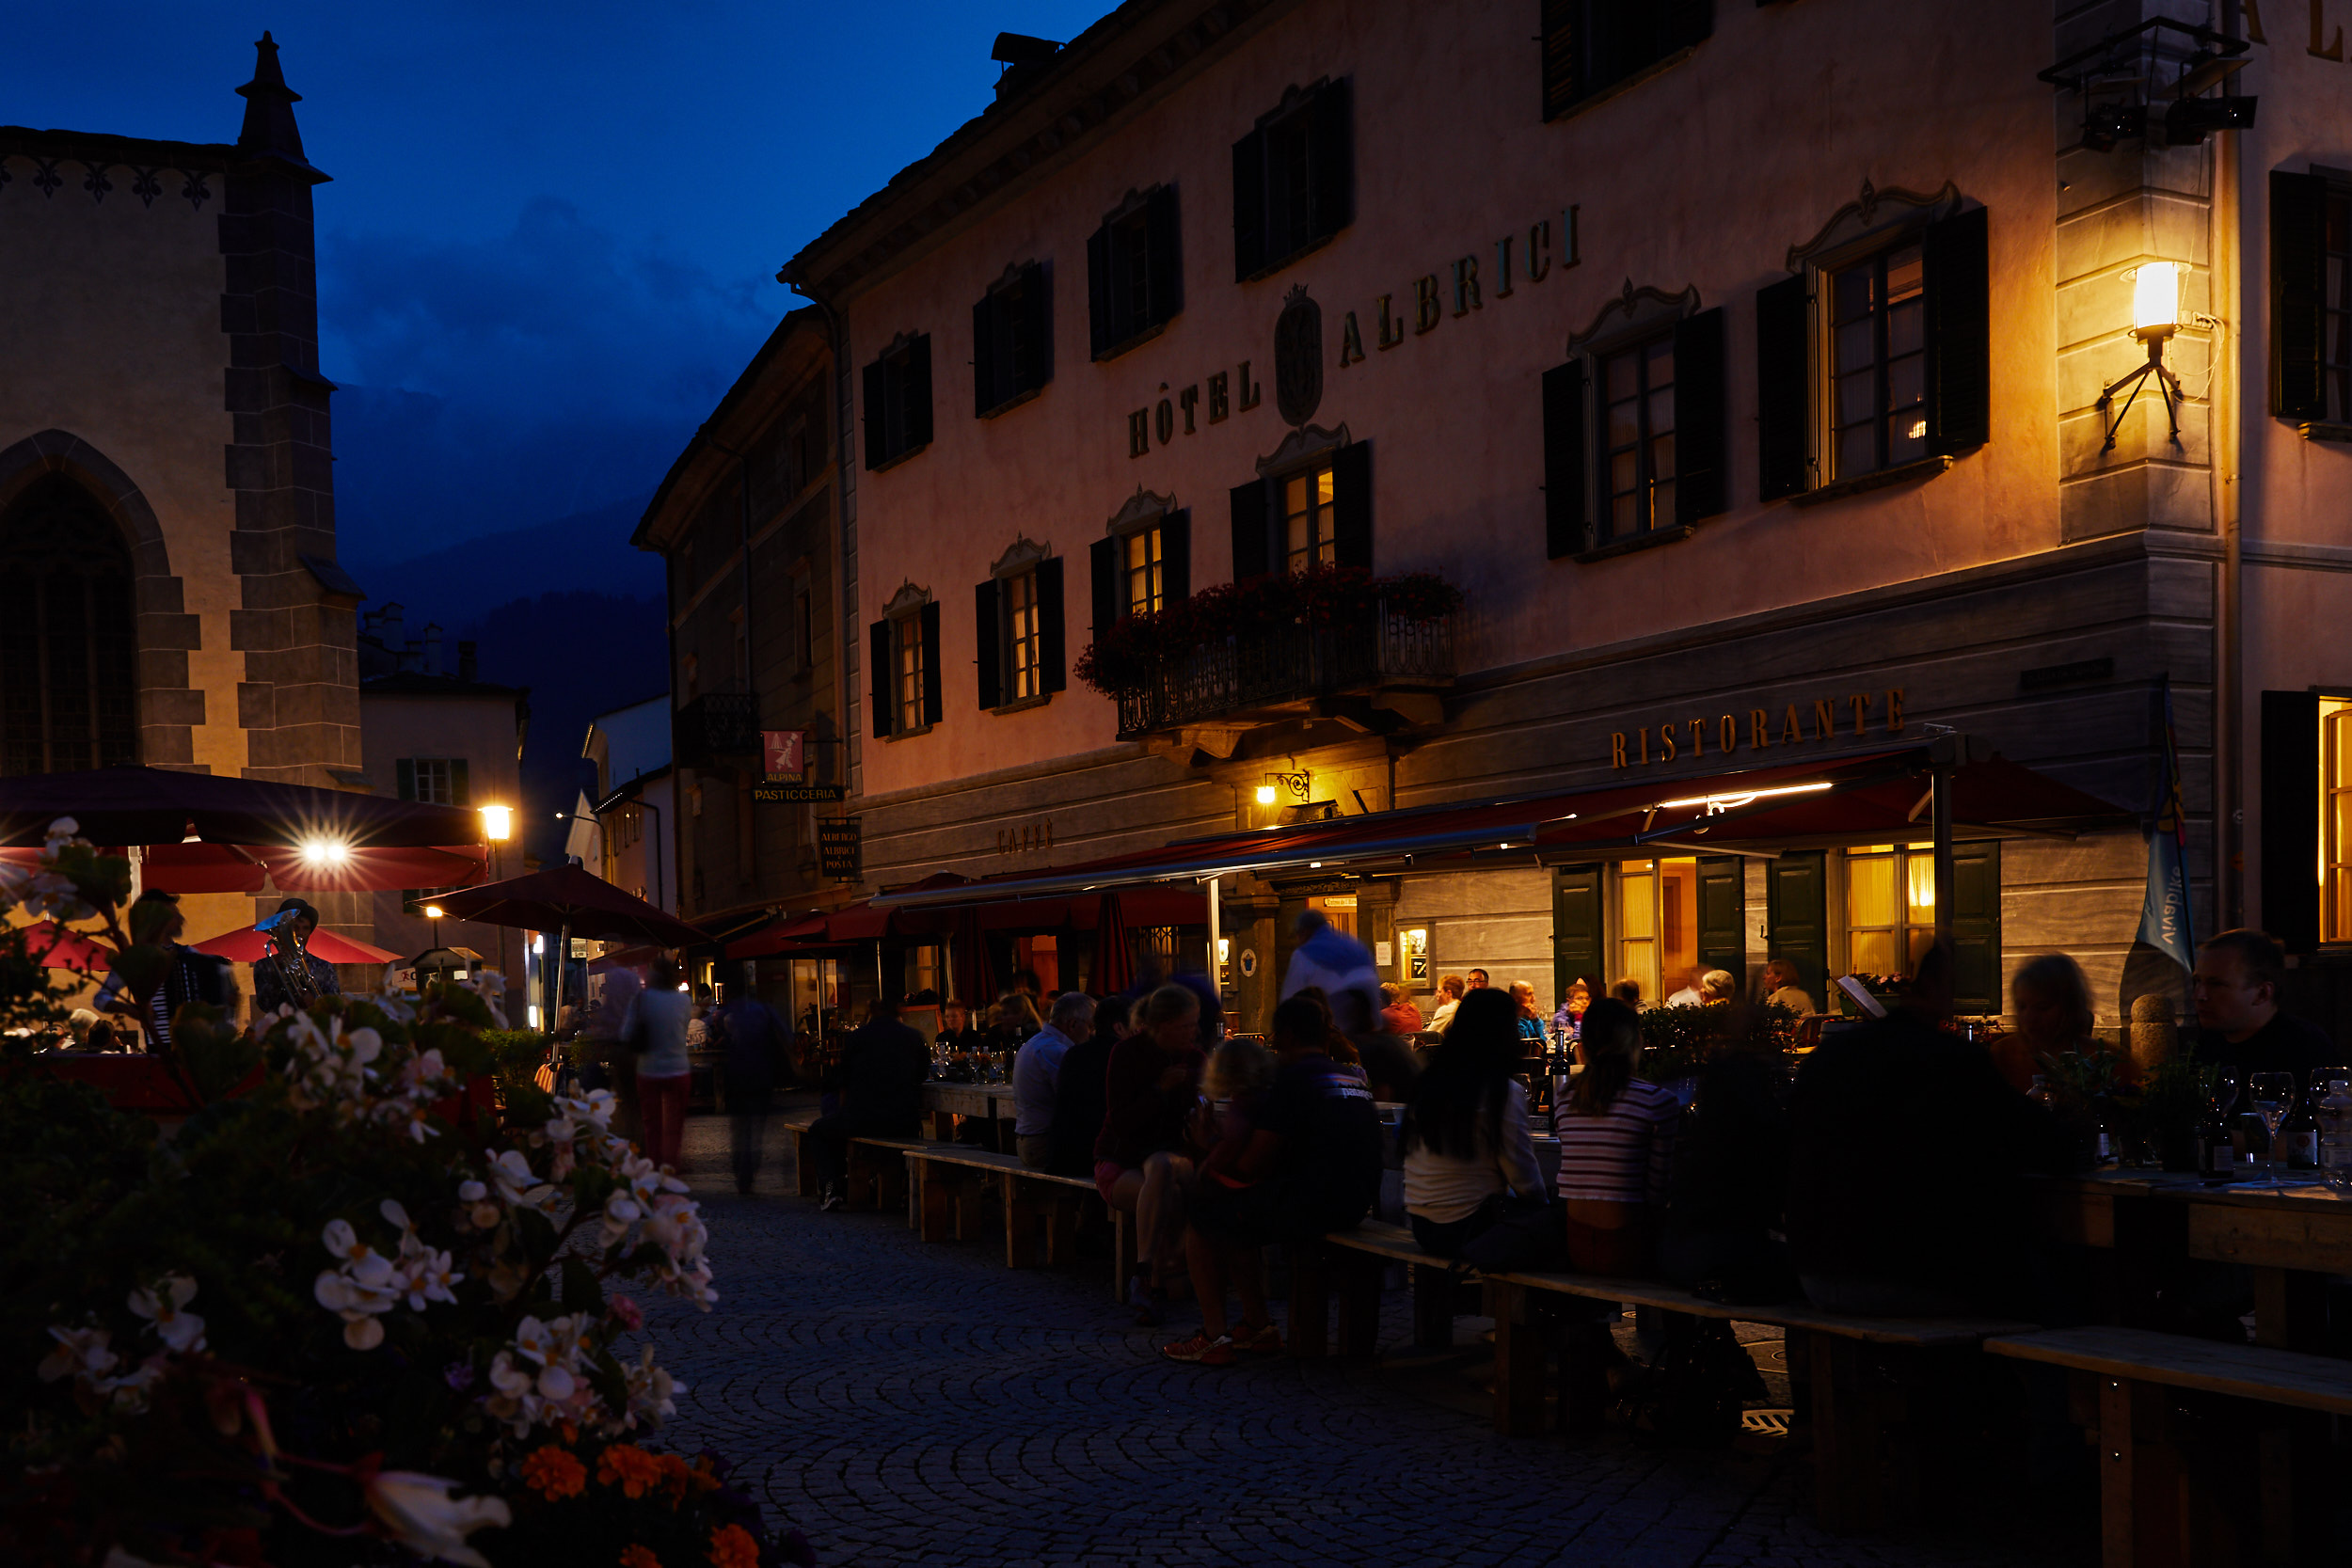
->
1115;603;1455;737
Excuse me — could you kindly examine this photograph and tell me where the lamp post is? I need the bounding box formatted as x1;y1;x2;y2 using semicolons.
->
480;804;513;1017
423;904;445;951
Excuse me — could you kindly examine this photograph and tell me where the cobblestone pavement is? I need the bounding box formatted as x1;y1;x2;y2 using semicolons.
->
640;1106;2087;1568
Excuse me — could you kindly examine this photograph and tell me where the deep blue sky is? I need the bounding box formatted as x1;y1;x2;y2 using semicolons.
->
4;1;1109;572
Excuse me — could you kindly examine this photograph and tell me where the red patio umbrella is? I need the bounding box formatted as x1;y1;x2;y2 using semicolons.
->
1093;892;1136;996
16;919;115;972
433;865;708;1027
190;925;403;965
953;906;997;1007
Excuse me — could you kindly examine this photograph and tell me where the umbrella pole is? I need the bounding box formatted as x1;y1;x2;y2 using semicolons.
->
553;921;570;1034
875;939;885;1007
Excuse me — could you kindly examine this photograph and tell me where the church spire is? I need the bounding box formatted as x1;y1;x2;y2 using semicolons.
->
236;31;311;166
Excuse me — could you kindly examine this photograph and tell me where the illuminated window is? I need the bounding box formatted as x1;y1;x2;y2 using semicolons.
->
1600;334;1676;542
1616;861;1660;1004
1400;926;1430;985
895;614;926;733
2325;699;2352;941
1282;461;1337;571
1844;844;1937;976
1124;527;1163;617
1830;243;1929;479
1004;569;1042;702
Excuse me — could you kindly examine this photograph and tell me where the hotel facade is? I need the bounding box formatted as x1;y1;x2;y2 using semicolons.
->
680;0;2352;1032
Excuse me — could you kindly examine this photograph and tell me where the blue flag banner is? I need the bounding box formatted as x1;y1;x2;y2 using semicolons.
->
2137;679;2196;972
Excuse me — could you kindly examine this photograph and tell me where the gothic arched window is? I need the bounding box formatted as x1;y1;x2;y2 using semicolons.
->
0;475;138;775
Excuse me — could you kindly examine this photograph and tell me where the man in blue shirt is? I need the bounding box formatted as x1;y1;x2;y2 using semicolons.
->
1012;990;1095;1168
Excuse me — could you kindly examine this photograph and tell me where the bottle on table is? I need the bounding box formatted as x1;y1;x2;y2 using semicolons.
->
2317;1077;2352;1191
2280;1076;2323;1173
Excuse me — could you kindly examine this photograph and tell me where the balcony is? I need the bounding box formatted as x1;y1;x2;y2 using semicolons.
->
1111;600;1456;739
673;691;760;769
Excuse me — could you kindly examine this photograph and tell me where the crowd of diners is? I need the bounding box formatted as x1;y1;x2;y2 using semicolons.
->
796;912;2338;1369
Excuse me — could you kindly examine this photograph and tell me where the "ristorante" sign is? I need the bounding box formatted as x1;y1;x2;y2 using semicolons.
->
1613;689;1906;768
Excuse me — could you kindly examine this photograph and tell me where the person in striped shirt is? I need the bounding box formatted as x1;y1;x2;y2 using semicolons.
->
1552;997;1679;1279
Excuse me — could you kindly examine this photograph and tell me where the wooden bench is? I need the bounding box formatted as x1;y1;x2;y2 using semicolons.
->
869;1140;1125;1293
1987;1325;2352;1568
781;1117;818;1198
1304;1224;2032;1533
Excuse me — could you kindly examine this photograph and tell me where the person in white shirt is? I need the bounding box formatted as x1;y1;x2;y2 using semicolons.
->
1664;966;1707;1007
1427;974;1467;1033
1402;988;1547;1259
1012;990;1097;1168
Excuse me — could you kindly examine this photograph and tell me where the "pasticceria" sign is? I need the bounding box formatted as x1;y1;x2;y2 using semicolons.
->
1613;689;1907;768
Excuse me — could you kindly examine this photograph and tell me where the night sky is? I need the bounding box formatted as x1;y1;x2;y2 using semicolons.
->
8;1;1107;847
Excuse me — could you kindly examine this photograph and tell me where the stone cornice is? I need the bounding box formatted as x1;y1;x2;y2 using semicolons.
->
779;0;1300;305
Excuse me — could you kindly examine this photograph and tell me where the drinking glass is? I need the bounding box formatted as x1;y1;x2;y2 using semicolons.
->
2247;1071;2296;1185
2207;1069;2239;1122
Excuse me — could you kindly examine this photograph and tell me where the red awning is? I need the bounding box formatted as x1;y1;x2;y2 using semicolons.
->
721;881;1213;960
5;840;489;895
190;925;404;964
867;745;2131;907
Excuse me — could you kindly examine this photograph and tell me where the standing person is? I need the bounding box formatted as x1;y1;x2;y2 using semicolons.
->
588;963;645;1139
711;967;786;1195
1761;958;1816;1017
1161;993;1385;1364
1280;911;1380;1036
94;890;233;1053
1428;974;1468;1033
1013;990;1096;1169
1553;998;1677;1278
1402;989;1547;1259
249;898;341;1017
2192;929;2336;1078
622;959;693;1172
805;996;930;1211
1048;993;1129;1178
1097;984;1207;1323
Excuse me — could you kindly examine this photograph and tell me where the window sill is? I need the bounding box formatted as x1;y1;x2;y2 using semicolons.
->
1239;229;1342;286
866;441;930;475
978;384;1046;420
990;692;1053;717
1575;523;1695;563
2297;420;2352;445
1546;45;1698;125
882;722;934;742
1091;317;1174;364
1788;452;1955;508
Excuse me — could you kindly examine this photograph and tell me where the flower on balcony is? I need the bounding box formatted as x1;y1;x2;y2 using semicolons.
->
1074;564;1460;699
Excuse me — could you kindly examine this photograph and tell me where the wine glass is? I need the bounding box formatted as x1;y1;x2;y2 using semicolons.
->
2247;1071;2296;1186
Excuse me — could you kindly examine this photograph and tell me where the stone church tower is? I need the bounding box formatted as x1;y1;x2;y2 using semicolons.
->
0;33;360;787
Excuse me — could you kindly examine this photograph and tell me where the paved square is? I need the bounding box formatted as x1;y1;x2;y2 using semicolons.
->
641;1107;2082;1567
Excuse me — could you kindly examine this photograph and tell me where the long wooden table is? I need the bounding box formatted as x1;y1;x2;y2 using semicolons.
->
2038;1169;2352;1352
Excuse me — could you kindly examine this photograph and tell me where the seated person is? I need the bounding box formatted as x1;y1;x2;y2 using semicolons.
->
1402;988;1546;1259
1161;994;1384;1366
1097;985;1207;1323
1047;992;1127;1179
1553;998;1677;1279
1428;974;1467;1033
1378;982;1424;1037
1195;1036;1279;1189
1659;1010;1791;1300
2192;927;2337;1078
1761;958;1816;1017
804;997;930;1211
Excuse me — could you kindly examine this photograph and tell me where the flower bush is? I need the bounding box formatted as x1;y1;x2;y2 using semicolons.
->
0;822;806;1567
1073;564;1462;699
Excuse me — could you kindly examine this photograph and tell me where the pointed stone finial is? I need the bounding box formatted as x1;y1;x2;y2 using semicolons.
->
237;30;309;161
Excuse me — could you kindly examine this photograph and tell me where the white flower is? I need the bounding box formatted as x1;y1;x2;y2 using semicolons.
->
485;1149;552;1211
361;1470;511;1568
127;1275;205;1354
622;1344;682;1425
43;816;80;845
395;1246;463;1310
38;1325;118;1385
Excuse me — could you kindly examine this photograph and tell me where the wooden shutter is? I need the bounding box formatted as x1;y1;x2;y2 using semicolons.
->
1696;856;1744;980
904;335;933;451
1542;360;1586;559
2262;689;2321;952
1309;77;1352;242
1756;273;1810;500
1923;205;1990;452
1089;537;1119;633
2272;171;2329;421
1037;557;1067;693
1018;262;1052;393
1161;508;1191;603
1145;184;1183;329
1540;0;1580;120
1230;478;1271;582
395;758;415;800
1764;850;1826;1003
1673;307;1726;524
868;620;892;737
1553;864;1603;1005
972;293;999;417
1232;127;1266;281
919;601;943;726
1949;841;2001;1017
1331;441;1374;571
974;579;1003;709
1087;223;1113;359
449;758;470;809
861;358;887;469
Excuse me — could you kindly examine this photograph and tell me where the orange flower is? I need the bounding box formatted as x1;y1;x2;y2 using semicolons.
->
619;1546;661;1568
655;1452;695;1507
597;1444;666;1499
707;1524;758;1568
520;1446;587;1502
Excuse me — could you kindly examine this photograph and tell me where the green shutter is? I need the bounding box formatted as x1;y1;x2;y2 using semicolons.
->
1765;850;1827;1004
1553;863;1603;1006
1697;856;1744;980
450;758;471;808
2262;689;2322;952
1949;841;2001;1017
395;758;415;800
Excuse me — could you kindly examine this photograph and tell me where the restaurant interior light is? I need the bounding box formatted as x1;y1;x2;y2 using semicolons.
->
480;804;513;842
2131;261;2178;340
1255;785;1279;805
1656;781;1837;813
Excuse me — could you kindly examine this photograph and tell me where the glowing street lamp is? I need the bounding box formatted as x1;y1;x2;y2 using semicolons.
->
2099;260;2186;453
422;903;445;948
479;804;513;843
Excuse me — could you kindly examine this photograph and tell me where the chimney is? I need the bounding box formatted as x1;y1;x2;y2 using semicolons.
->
992;31;1061;100
379;602;405;652
458;640;478;681
423;623;443;676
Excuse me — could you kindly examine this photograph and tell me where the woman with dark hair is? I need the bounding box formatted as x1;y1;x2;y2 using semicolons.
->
1552;996;1678;1277
1098;984;1206;1323
1402;988;1546;1259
